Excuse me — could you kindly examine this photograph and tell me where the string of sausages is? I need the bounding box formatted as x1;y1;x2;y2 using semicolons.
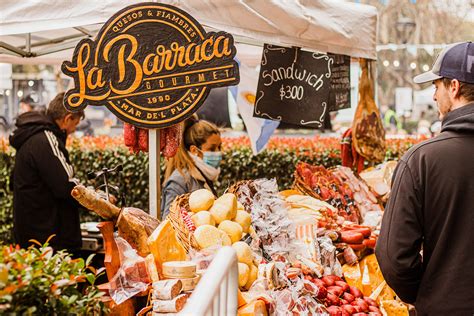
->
124;123;182;158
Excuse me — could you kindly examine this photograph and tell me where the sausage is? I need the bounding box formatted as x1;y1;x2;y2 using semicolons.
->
335;280;349;293
363;238;377;249
138;128;148;152
349;286;363;298
348;243;367;251
124;123;138;147
343;226;372;238
163;124;182;158
341;231;364;244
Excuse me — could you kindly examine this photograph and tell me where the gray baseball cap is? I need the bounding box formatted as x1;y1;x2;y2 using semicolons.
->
413;41;474;84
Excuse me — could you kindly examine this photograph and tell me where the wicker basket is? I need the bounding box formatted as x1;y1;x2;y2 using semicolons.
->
167;194;199;252
227;180;253;197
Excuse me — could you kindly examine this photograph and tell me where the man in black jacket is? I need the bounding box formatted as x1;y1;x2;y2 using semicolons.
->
376;42;474;315
10;92;84;252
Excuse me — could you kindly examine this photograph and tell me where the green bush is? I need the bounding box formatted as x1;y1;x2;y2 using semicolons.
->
0;241;107;315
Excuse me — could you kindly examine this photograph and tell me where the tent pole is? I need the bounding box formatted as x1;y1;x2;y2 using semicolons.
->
149;129;161;219
26;34;31;53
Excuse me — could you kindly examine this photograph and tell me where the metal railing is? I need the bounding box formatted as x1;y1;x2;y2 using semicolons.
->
179;246;239;316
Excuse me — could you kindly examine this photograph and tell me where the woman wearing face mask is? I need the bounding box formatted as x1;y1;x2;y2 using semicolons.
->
161;115;222;220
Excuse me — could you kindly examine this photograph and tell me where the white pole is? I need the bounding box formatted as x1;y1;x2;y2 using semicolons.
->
149;129;161;219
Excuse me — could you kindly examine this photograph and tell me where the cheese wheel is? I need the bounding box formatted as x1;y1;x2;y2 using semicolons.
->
179;274;200;291
218;220;243;244
189;189;215;213
232;241;254;267
194;225;230;249
244;264;258;290
234;210;251;233
191;211;216;227
162;261;196;279
238;263;250;287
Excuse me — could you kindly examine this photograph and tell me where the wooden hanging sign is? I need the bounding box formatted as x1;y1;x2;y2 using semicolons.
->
62;3;240;128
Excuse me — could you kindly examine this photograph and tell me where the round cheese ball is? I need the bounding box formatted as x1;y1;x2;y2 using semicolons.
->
232;241;254;267
189;189;215;213
218;220;243;244
234;210;251;233
191;211;216;227
238;262;250;288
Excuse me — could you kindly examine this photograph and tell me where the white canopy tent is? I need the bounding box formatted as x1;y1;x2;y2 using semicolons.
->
0;0;378;65
0;0;378;218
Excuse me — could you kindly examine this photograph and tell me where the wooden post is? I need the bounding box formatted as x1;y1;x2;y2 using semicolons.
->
149;129;161;219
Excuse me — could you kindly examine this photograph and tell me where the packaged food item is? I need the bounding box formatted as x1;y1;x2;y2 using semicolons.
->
152;279;183;300
152;293;188;313
109;237;150;305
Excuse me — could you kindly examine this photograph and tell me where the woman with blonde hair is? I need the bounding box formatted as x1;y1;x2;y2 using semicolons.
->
161;115;222;219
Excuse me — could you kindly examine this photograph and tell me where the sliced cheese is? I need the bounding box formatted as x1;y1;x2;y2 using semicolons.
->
147;220;187;275
189;189;215;213
237;300;268;316
145;254;160;283
218;220;243;244
380;300;409;316
238;289;247;308
162;261;197;279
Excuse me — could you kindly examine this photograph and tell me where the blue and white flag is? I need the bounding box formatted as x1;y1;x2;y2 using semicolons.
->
236;64;279;155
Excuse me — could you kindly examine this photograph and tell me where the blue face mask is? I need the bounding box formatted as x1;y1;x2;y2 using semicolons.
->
202;151;222;168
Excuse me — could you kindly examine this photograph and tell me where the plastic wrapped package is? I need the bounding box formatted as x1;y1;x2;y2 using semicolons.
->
236;179;296;260
187;246;218;271
318;236;343;277
109;237;150;305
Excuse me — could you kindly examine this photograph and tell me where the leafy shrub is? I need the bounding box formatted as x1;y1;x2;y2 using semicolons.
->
0;240;107;315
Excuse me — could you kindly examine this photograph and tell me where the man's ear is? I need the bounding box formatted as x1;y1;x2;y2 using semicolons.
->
450;79;461;97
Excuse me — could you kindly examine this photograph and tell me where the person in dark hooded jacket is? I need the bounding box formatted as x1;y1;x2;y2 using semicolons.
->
375;42;474;315
9;92;84;252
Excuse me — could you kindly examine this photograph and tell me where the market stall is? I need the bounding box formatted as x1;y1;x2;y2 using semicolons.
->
0;1;412;315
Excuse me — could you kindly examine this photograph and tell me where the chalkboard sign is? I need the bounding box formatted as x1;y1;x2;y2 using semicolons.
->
254;44;350;128
62;3;239;129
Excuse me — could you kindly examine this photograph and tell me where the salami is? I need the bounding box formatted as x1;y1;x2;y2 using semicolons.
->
138;128;149;152
152;294;188;313
163;124;182;158
152;279;183;300
124;123;138;147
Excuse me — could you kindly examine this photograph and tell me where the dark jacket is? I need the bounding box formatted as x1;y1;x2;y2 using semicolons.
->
375;103;474;316
9;111;81;251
